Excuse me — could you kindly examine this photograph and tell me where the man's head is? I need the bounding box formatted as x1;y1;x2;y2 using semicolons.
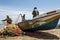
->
34;7;37;9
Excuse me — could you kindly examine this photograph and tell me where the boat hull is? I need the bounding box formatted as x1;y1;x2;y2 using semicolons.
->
22;18;59;31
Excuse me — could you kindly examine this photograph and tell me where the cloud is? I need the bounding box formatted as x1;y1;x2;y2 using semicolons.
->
0;6;32;23
0;6;44;23
0;6;60;24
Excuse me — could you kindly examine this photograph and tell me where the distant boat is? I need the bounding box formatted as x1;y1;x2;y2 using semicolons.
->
17;9;60;31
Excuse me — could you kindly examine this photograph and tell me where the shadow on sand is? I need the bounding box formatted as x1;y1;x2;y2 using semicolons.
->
0;31;59;40
25;31;59;39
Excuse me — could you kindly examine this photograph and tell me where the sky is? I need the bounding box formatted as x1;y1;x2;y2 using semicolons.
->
0;0;60;24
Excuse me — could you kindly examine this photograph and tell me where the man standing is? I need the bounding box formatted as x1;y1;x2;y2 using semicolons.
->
20;14;25;22
32;7;39;18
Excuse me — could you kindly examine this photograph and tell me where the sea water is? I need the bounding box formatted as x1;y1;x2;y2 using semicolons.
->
0;22;5;29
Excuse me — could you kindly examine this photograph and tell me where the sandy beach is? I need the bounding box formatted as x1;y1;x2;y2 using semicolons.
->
0;28;60;40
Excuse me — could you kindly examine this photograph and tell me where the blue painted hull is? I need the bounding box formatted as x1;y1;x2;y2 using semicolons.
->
23;18;59;31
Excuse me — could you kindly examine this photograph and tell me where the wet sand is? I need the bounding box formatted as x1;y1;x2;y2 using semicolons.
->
0;29;60;40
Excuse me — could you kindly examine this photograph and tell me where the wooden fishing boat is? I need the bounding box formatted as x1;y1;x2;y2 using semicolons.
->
17;10;60;31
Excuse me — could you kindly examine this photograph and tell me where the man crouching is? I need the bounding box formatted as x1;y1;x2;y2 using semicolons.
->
0;15;23;36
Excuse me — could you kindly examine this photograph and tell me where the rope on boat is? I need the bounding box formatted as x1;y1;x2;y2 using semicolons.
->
15;13;21;24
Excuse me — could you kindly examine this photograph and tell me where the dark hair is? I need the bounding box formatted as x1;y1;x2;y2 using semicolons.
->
34;7;37;9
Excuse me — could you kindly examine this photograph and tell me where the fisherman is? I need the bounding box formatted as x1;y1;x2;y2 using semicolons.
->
20;14;25;22
1;15;12;26
32;7;39;18
0;15;23;36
